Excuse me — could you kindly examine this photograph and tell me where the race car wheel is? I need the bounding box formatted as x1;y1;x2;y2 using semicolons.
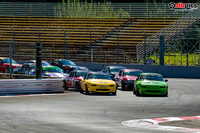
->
75;82;80;92
63;81;68;90
163;91;168;97
135;86;140;96
85;85;89;95
112;90;117;95
133;85;136;94
79;87;83;93
121;82;125;91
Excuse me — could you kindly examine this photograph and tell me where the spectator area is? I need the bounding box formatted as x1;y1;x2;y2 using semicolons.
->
0;17;176;63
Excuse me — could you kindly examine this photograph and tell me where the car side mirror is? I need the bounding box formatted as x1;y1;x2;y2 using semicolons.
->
165;79;168;82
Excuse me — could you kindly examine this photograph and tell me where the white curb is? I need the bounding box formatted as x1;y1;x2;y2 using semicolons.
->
122;116;200;132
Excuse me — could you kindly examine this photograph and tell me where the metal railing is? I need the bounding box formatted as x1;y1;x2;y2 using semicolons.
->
0;2;192;18
0;79;64;94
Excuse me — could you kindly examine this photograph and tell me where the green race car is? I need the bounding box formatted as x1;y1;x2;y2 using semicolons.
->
133;73;168;96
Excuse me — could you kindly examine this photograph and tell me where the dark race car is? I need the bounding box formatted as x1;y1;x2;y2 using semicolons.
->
101;66;126;80
115;69;143;90
50;59;76;74
13;60;51;75
64;70;89;91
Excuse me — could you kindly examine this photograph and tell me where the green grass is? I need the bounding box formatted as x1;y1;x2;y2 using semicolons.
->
149;53;200;66
55;0;130;18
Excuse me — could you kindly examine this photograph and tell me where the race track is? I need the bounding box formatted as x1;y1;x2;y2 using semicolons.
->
0;78;199;133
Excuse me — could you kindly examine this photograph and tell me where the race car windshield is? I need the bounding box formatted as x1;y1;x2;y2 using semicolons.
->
124;71;143;76
110;68;125;73
61;60;76;66
140;75;164;81
2;59;16;64
75;72;88;77
43;68;62;73
87;74;111;80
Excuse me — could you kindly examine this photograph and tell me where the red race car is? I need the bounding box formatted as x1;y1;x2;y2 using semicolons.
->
115;69;143;91
0;57;21;73
64;70;89;92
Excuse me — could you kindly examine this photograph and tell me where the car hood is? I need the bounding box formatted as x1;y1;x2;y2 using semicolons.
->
4;63;20;67
122;76;138;80
74;77;83;80
43;73;65;78
63;65;74;67
86;79;116;85
139;80;167;86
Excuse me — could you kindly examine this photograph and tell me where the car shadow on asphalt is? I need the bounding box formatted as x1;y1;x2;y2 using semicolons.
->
135;94;168;97
84;92;117;96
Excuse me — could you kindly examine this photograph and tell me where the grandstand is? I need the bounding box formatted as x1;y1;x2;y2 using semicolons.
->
0;2;199;64
0;17;178;63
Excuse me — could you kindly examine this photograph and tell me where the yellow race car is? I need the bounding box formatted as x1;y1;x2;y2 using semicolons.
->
80;72;117;95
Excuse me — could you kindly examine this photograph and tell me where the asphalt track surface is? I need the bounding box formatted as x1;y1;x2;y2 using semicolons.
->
0;78;199;133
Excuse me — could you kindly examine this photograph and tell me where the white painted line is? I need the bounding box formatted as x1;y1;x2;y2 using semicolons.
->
0;92;76;98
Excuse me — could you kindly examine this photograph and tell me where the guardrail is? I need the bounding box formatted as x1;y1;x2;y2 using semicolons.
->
0;79;64;94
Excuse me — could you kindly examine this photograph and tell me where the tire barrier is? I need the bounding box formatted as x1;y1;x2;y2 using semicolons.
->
0;79;64;94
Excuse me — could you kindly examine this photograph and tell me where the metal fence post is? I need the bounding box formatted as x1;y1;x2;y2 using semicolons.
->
141;29;146;64
61;27;67;59
87;28;93;63
36;42;42;79
186;30;189;66
35;26;40;43
150;37;152;57
160;35;165;66
9;40;12;79
10;26;15;59
117;31;119;64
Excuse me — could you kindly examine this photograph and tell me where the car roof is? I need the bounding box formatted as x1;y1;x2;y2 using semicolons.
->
122;69;143;72
26;60;48;63
87;71;109;75
107;66;126;68
42;66;59;69
54;59;73;61
71;70;89;73
141;73;162;76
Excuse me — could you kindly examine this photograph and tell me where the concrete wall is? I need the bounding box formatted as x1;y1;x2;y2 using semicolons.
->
76;62;200;78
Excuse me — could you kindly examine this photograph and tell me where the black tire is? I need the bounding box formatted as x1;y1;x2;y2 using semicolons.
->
163;91;168;97
75;82;80;92
128;84;133;91
85;85;89;95
135;86;140;96
63;81;68;90
112;89;117;95
133;85;136;94
121;82;125;91
79;87;84;93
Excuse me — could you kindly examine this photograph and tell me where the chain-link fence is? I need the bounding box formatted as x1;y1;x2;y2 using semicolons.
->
136;8;200;66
